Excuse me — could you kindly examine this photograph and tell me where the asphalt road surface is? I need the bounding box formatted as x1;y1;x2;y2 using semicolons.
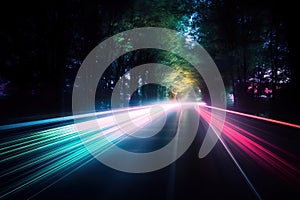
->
2;108;299;200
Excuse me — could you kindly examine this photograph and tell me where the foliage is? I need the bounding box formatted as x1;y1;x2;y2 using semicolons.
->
0;0;296;116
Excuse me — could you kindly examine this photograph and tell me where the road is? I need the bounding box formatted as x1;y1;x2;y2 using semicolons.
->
1;106;299;200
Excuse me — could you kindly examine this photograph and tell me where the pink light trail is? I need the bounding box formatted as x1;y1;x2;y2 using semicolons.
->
198;104;300;129
196;105;300;183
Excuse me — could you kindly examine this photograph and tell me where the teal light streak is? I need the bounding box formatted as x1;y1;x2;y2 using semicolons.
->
0;105;173;199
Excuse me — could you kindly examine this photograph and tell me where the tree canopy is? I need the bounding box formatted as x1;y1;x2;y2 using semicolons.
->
0;0;298;120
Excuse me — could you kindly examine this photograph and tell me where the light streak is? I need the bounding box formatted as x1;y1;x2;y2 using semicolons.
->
198;103;300;129
212;126;262;200
0;104;156;131
196;108;262;200
1;102;299;199
0;103;178;199
197;106;300;183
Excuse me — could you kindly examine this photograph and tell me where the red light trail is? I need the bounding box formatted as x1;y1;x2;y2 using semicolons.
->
198;104;300;129
196;105;300;183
